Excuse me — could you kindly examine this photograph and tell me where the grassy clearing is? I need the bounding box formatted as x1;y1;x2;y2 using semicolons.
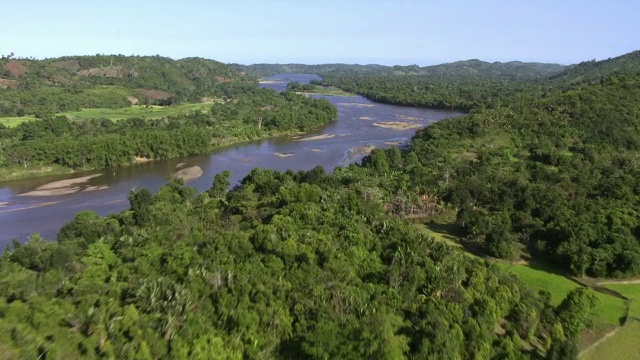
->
605;284;640;318
0;102;215;127
422;223;627;329
582;320;640;360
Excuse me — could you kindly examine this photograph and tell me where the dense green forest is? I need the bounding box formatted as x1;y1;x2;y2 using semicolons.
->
238;59;566;80
2;50;640;358
0;55;253;116
353;72;640;278
0;87;336;174
0;167;596;359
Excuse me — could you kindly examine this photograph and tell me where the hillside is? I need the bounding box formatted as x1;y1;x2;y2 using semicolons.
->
550;50;640;85
240;59;566;80
0;55;253;117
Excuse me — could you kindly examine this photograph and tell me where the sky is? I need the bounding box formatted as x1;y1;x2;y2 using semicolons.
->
1;0;639;66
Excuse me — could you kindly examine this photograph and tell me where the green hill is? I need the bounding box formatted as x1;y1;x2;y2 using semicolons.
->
0;55;253;117
550;50;640;85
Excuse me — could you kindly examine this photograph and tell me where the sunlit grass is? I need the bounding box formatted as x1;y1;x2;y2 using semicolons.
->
0;102;215;127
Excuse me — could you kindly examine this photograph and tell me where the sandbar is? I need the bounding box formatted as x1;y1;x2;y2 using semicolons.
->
275;152;296;158
0;202;8;208
295;134;335;142
34;174;102;191
311;148;322;153
349;145;376;158
134;156;152;163
0;201;61;214
359;116;373;120
83;185;110;192
173;166;203;182
397;114;419;120
19;187;81;197
372;122;422;131
337;102;375;108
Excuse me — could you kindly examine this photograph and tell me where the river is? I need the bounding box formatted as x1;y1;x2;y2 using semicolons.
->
0;74;463;246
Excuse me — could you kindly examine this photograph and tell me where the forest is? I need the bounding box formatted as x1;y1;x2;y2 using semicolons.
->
0;168;595;359
1;50;640;358
0;55;253;116
0;87;336;174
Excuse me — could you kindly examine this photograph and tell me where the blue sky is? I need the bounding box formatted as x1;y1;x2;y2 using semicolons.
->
2;0;639;65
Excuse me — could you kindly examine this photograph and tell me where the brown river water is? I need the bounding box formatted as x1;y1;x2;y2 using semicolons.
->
0;74;463;246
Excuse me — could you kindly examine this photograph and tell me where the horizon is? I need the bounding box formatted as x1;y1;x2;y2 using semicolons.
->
2;0;640;66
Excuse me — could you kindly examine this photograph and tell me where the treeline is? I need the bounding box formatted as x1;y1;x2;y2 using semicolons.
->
357;73;640;277
0;88;336;171
320;74;550;111
0;55;255;117
0;166;596;358
238;59;566;80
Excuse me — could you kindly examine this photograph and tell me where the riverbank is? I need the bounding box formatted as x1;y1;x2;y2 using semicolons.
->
0;128;311;183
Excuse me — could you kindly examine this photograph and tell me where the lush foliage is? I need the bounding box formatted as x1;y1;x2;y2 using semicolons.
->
0;88;336;172
354;73;640;277
0;55;254;117
0;166;595;358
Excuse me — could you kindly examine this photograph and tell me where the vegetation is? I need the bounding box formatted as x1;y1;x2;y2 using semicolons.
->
239;59;566;79
285;81;352;96
0;55;253;117
0;166;596;359
0;102;217;128
2;50;640;358
0;88;336;180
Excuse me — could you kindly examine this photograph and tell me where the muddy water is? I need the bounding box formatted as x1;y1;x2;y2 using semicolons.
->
0;74;463;246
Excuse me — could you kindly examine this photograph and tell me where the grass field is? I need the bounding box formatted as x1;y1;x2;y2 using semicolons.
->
421;223;628;328
495;262;627;327
582;320;640;360
0;102;215;127
605;283;640;318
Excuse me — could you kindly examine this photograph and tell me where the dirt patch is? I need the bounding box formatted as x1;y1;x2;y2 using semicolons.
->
53;60;80;71
295;134;335;142
349;145;376;158
173;166;203;182
275;152;296;158
372;122;422;131
4;61;27;77
127;96;139;105
0;78;18;89
79;66;126;77
215;76;232;83
337;102;375;108
137;88;172;100
359;116;373;120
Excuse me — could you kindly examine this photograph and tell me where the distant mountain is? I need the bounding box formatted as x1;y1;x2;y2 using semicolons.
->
550;50;640;85
238;59;567;80
230;63;389;77
398;59;567;80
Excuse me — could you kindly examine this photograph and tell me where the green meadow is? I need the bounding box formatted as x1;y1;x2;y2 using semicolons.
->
0;102;215;127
